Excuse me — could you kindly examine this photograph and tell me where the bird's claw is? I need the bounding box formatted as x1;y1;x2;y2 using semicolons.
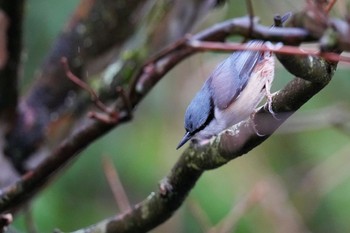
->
250;111;265;137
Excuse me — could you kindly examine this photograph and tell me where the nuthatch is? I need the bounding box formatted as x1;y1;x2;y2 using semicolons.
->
177;40;274;149
177;13;291;149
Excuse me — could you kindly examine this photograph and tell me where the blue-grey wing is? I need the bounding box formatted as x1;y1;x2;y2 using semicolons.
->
184;81;213;134
210;40;264;110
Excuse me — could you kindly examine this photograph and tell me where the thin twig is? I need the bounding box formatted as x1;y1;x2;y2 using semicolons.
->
143;36;190;66
61;57;110;113
298;144;350;197
187;40;350;63
61;57;119;123
325;0;337;13
0;10;9;69
187;198;212;232
245;0;255;40
23;205;38;233
258;177;310;233
212;183;265;233
102;156;131;212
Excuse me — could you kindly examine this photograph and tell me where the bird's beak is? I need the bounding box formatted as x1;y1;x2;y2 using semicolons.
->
176;132;192;150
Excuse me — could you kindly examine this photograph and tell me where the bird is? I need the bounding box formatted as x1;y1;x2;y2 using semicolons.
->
176;13;291;149
176;40;275;150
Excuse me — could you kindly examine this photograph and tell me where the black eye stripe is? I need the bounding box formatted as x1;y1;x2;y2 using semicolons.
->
191;97;214;135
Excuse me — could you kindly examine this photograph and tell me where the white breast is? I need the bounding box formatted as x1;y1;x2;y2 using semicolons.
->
195;53;275;140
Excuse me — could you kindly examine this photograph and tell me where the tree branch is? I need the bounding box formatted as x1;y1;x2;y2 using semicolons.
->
186;41;350;63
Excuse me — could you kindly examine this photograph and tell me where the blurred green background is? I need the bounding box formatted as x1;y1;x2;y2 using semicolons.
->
12;0;350;232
